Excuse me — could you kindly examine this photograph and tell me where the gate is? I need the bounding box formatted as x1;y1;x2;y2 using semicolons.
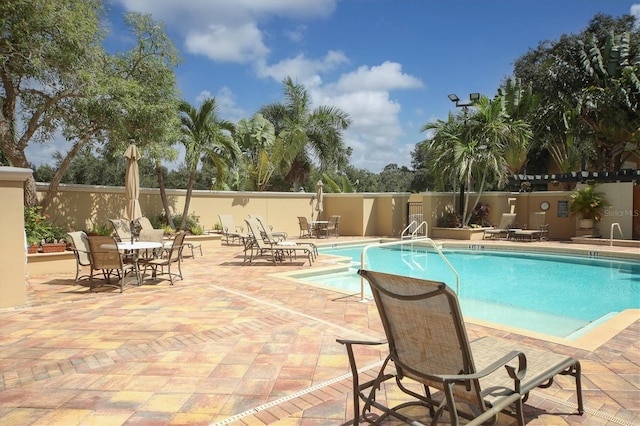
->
407;201;424;235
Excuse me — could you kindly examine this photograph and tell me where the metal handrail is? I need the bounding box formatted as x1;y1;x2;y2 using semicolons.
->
401;221;428;240
359;238;460;301
610;223;623;246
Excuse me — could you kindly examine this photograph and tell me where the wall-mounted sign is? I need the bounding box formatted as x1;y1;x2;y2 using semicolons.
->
557;200;569;218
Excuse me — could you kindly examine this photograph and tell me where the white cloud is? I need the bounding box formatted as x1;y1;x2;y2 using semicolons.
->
256;50;349;85
185;23;269;63
332;62;424;93
631;4;640;24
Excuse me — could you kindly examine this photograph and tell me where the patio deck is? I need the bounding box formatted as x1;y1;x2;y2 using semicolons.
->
0;237;638;425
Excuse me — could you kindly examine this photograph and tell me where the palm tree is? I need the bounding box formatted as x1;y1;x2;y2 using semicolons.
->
260;77;352;191
421;96;532;225
178;98;239;230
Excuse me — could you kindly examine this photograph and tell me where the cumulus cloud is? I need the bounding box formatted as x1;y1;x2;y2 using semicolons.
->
631;4;640;24
112;0;421;172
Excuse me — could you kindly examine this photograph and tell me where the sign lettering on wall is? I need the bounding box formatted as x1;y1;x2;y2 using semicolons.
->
557;200;569;218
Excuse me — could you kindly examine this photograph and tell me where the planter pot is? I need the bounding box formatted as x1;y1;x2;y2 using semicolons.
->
40;243;67;253
27;244;39;254
579;218;594;229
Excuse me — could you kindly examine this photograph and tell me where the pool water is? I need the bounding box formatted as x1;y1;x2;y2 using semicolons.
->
302;245;640;338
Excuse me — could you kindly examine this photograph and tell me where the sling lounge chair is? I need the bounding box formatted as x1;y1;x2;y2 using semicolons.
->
249;214;288;241
513;212;549;242
338;270;583;426
483;213;517;240
244;218;314;266
218;214;249;245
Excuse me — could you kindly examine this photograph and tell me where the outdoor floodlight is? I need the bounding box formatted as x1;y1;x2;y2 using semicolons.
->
448;94;460;102
470;92;481;101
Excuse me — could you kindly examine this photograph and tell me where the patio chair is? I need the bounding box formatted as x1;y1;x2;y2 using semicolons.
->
137;228;167;261
483;213;517;240
86;235;139;292
109;218;134;242
338;270;583;426
325;215;340;237
138;231;186;285
136;216;155;231
244;218;314;265
67;231;91;283
513;212;549;242
218;214;249;245
297;216;312;238
249;214;288;241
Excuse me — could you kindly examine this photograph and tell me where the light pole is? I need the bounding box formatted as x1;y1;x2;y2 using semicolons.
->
447;93;480;217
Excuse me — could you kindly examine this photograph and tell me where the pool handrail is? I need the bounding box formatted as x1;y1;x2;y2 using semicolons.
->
401;221;428;240
359;238;460;301
610;223;623;246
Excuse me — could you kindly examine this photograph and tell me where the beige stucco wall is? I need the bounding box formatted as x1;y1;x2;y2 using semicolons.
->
37;184;411;238
0;167;31;308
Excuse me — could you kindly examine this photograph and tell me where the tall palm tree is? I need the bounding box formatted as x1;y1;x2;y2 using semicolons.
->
421;96;532;225
178;98;238;230
260;77;351;191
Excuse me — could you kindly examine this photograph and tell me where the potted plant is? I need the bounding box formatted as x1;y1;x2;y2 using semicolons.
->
568;185;610;229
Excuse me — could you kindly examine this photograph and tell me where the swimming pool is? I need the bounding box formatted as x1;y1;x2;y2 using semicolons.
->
301;243;640;338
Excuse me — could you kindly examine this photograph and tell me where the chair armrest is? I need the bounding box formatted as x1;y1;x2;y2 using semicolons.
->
440;350;526;383
336;338;387;346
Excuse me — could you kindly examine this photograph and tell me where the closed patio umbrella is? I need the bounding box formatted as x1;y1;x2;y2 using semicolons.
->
315;180;324;220
124;141;142;242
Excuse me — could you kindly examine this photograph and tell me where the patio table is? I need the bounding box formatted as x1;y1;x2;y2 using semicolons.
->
309;220;328;238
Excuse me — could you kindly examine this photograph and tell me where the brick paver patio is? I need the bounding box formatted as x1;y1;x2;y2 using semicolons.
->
0;237;638;425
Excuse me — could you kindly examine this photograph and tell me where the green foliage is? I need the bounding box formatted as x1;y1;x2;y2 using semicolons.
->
568;185;610;221
24;207;67;244
436;206;462;228
86;223;113;236
259;77;351;191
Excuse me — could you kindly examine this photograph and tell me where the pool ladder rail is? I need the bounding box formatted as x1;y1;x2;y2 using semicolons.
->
359;237;460;302
610;222;623;247
401;220;428;239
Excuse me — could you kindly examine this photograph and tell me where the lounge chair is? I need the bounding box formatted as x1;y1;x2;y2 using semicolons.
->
86;235;139;292
67;231;91;283
297;216;312;238
483;213;517;240
513;212;549;241
249;214;288;241
338;270;583;426
138;231;186;285
244;218;314;266
136;216;155;231
218;214;249;245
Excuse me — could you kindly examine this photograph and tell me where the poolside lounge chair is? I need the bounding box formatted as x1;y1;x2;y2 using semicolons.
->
218;214;248;245
483;213;517;240
86;235;139;292
513;212;548;242
67;231;91;283
244;218;314;266
249;214;288;241
338;270;583;426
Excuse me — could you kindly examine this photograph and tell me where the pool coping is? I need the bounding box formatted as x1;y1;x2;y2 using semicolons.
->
275;238;640;351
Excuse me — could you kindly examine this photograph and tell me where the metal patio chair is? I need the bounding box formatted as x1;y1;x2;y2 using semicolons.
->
338;270;583;425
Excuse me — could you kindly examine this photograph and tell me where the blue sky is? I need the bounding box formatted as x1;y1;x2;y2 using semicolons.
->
28;0;640;173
